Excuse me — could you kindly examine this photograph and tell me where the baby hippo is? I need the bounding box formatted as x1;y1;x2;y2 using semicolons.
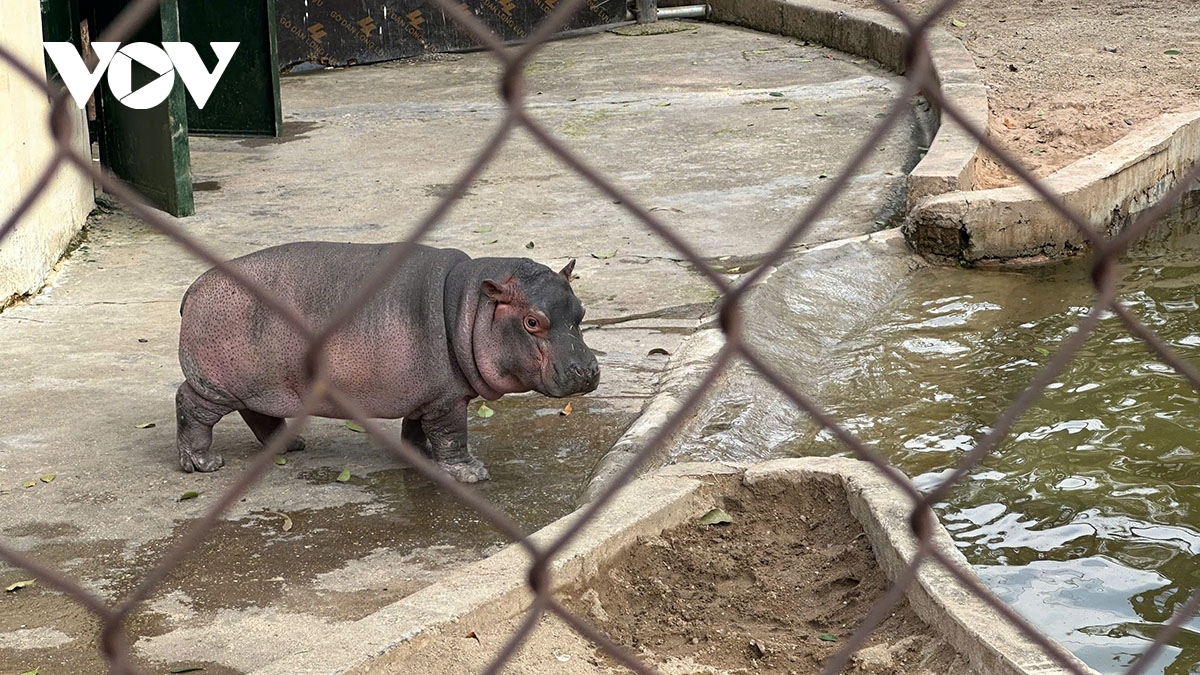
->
175;242;600;482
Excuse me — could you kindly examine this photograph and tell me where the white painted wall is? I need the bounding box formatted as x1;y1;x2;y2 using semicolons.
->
0;0;94;307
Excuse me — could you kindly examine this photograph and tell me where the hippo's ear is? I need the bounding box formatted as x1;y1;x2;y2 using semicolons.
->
559;259;576;283
481;278;516;304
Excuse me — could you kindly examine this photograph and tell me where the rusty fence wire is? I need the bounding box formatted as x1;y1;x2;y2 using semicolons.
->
4;0;1200;673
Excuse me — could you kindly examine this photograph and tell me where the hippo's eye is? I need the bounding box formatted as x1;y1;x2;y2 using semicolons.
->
525;316;542;333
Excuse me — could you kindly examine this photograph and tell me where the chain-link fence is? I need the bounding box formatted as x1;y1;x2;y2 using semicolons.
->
3;0;1200;673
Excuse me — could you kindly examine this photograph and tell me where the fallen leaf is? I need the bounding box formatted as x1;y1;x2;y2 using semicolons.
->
473;226;493;233
6;579;35;592
169;667;205;674
590;250;618;259
40;474;55;484
178;491;199;502
466;631;481;644
727;266;742;274
1003;118;1017;129
477;403;495;419
336;469;352;483
648;347;670;356
483;239;499;245
274;456;287;466
699;508;733;525
818;173;829;179
20;669;39;675
525;241;535;249
560;402;573;416
135;422;156;429
768;91;783;97
950;18;966;27
653;101;671;107
345;421;366;433
269;511;293;532
23;481;36;489
819;633;837;642
1165;49;1183;56
1033;347;1051;356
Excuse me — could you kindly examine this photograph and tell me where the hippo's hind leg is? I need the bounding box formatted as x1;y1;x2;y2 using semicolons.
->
238;410;306;453
401;418;432;457
176;381;234;472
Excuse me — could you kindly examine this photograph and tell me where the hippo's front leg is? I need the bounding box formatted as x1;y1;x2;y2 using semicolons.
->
420;399;490;483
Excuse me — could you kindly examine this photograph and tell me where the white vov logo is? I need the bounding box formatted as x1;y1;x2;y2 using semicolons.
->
43;42;239;110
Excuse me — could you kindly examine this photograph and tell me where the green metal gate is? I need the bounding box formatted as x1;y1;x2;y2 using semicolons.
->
41;0;282;216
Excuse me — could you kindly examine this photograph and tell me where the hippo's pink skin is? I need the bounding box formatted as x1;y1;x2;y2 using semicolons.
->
175;242;598;483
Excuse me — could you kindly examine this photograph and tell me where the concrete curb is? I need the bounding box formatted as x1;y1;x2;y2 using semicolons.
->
904;109;1200;265
706;0;987;207
577;328;725;504
283;458;1097;674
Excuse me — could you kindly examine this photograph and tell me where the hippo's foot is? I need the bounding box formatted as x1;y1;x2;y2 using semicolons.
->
180;448;224;473
285;436;307;453
440;459;490;483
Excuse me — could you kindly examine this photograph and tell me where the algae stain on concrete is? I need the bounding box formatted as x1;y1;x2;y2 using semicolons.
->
558;110;615;138
523;59;574;75
609;20;697;37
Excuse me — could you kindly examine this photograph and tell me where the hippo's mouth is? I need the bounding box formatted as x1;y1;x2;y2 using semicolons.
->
541;360;600;398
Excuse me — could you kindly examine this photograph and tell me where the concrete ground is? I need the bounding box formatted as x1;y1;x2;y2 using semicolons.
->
0;20;923;674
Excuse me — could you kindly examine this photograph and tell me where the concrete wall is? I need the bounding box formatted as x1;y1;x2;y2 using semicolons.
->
0;0;93;308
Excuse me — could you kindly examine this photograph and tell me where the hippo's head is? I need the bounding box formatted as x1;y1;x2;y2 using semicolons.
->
469;259;600;400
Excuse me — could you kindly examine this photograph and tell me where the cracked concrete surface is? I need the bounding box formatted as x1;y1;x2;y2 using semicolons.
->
0;20;921;674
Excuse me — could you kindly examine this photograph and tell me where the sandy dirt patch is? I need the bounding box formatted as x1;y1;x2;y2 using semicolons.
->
840;0;1200;186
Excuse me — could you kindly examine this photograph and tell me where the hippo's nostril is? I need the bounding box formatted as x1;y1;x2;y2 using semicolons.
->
571;364;585;378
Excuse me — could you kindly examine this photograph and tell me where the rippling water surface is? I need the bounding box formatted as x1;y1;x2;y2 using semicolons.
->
684;200;1200;674
817;257;1200;673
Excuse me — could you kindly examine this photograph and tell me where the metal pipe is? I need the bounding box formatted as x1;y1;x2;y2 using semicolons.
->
656;4;708;19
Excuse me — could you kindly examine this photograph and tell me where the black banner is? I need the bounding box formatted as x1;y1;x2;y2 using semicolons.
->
275;0;626;69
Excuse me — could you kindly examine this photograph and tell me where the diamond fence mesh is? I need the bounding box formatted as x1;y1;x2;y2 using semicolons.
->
2;0;1200;673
